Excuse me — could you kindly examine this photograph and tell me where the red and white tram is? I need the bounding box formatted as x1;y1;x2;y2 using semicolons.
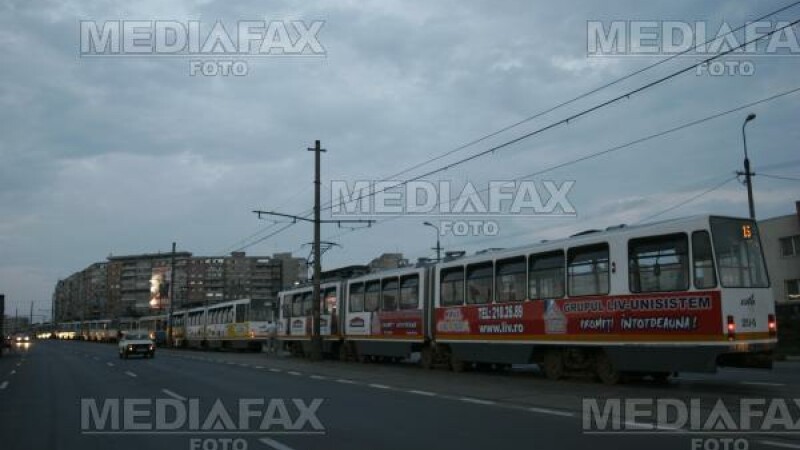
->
277;281;344;356
341;266;429;362
429;215;775;382
275;214;776;383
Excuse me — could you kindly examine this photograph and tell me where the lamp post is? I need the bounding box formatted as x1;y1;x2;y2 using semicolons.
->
423;222;442;262
741;113;757;220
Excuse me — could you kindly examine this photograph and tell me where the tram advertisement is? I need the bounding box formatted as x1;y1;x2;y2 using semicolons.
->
435;291;722;339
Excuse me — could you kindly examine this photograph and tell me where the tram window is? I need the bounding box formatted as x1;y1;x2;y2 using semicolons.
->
380;278;399;311
323;288;337;315
236;304;247;323
496;257;527;303
302;292;313;315
440;267;465;306
529;251;565;299
292;294;302;317
399;275;420;310
692;231;718;289
349;283;364;312
467;262;493;305
710;217;769;288
282;299;291;318
364;281;381;312
629;233;689;293
568;244;609;297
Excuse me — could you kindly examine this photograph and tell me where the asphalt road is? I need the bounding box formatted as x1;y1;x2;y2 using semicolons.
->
1;340;800;450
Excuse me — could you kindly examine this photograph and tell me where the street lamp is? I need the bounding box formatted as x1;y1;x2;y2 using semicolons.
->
741;113;757;220
423;222;443;262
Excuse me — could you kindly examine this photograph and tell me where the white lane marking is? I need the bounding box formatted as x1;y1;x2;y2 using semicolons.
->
527;407;576;418
0;381;8;390
125;371;137;378
93;357;99;361
269;368;282;373
9;370;16;376
408;390;436;397
460;397;495;406
759;441;800;449
259;437;296;450
162;389;188;401
310;375;327;380
336;379;357;384
740;381;785;387
254;366;264;369
107;362;114;367
621;421;678;431
287;371;302;376
15;363;21;367
368;383;392;390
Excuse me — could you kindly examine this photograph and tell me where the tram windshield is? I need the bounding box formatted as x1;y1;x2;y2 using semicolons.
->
710;217;769;288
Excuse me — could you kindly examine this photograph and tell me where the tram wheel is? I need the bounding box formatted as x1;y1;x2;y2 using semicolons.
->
420;346;434;370
450;355;467;372
542;349;564;381
651;372;670;384
594;351;621;385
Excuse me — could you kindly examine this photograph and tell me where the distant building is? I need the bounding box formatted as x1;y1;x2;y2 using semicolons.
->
107;251;192;317
53;250;307;322
368;253;408;271
760;202;800;304
272;252;308;288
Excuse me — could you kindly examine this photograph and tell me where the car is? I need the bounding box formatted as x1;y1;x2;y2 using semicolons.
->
13;334;31;344
118;330;155;359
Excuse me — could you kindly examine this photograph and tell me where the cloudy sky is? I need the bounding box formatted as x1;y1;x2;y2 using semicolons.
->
1;0;799;318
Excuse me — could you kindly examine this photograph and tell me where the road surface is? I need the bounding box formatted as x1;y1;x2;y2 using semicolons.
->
1;340;799;450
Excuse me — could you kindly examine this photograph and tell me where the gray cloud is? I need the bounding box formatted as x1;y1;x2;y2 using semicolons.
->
1;0;798;312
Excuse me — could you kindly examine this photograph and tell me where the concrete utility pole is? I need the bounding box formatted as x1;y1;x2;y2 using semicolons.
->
423;222;443;262
739;113;757;220
253;140;374;361
168;242;176;347
1;294;5;358
309;140;325;361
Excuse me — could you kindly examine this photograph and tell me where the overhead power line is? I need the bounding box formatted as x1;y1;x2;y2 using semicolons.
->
319;18;800;216
760;173;800;182
319;85;800;244
228;5;800;253
313;2;800;213
635;176;739;224
272;1;800;226
232;222;296;252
